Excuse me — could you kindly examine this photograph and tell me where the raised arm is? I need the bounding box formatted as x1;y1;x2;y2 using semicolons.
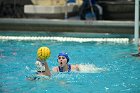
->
44;62;51;77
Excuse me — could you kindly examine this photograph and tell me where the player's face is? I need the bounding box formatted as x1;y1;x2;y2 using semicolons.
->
58;56;67;67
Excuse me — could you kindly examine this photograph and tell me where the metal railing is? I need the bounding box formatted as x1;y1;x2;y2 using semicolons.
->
134;0;140;45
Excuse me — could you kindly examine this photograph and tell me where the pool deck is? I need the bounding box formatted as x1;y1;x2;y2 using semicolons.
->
0;18;139;34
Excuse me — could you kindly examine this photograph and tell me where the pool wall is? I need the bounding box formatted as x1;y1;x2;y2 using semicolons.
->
0;18;139;34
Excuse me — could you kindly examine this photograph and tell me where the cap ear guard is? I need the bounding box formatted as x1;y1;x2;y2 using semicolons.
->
65;56;69;63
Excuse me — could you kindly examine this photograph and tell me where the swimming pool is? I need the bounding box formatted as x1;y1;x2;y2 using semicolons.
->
0;31;139;93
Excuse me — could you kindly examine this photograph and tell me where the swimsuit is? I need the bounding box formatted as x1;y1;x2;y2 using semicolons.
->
132;52;140;57
58;64;71;72
36;60;45;72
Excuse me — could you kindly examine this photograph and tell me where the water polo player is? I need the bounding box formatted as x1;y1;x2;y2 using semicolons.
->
52;52;79;72
35;47;51;77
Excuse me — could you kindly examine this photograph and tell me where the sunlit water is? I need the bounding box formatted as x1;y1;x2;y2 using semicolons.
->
0;31;139;93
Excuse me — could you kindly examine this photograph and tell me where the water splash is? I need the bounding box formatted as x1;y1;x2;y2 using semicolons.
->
78;64;108;73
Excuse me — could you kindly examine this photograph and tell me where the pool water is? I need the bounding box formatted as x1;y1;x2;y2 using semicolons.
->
0;31;140;93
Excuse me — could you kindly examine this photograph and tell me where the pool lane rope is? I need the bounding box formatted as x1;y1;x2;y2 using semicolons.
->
0;36;130;43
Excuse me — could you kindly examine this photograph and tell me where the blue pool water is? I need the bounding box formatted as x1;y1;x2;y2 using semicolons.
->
0;31;140;93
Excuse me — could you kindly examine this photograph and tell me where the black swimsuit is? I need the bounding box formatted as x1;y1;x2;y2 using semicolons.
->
132;52;140;57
